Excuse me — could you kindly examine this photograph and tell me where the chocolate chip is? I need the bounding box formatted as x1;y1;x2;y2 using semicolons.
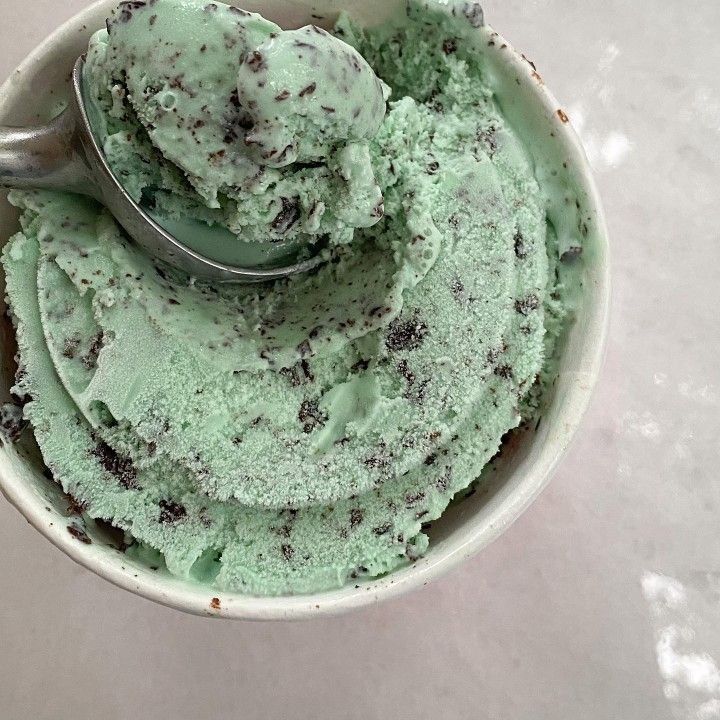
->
442;38;457;54
297;340;312;359
450;276;465;299
298;399;327;433
514;230;528;259
282;544;295;560
397;359;416;386
299;82;316;97
412;377;431;405
275;89;290;101
477;125;498;156
280;359;314;387
515;294;540;315
436;467;451;492
115;1;147;24
82;331;104;370
271;197;301;234
494;365;514;379
67;524;92;544
275;524;292;538
64;493;87;516
0;402;27;443
405;492;426;508
350;509;364;528
373;524;391;536
364;454;389;470
245;50;266;73
91;441;139;489
386;316;429;352
158;500;186;524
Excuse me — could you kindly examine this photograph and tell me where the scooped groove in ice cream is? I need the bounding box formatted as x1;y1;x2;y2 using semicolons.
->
82;0;388;252
2;0;583;595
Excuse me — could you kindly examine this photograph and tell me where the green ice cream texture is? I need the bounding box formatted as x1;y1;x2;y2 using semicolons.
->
83;0;389;253
2;0;582;595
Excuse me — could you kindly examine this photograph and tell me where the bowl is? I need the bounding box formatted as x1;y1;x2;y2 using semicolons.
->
0;0;610;619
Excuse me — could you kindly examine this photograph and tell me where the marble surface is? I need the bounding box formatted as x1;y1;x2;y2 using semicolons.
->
1;2;719;718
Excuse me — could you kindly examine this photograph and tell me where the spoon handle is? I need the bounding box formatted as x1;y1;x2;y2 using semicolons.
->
0;107;92;195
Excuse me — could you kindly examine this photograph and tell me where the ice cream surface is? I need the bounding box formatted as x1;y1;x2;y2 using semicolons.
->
2;0;582;595
83;0;388;253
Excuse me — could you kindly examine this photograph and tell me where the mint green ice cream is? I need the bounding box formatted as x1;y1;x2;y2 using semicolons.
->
83;0;387;250
2;0;581;595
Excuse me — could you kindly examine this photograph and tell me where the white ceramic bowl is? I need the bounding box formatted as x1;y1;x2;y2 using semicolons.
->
0;0;610;620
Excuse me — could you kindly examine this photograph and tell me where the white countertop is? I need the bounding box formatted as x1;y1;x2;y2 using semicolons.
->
1;2;719;718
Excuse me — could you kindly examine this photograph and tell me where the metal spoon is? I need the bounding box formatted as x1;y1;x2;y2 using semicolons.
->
0;57;322;283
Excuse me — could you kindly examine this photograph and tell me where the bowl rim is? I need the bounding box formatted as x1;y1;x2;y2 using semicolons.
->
0;0;610;620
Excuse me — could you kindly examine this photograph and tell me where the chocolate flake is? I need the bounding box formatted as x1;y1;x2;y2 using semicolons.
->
91;441;139;489
271;197;301;234
477;125;498;156
349;509;364;528
116;1;147;24
158;499;187;524
450;276;465;299
494;364;514;380
515;294;540;315
299;82;316;97
64;493;87;516
282;544;295;561
0;402;27;443
67;524;92;544
298;399;327;433
280;359;314;387
442;38;458;54
245;50;267;73
405;492;426;508
82;331;104;370
386;316;429;352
